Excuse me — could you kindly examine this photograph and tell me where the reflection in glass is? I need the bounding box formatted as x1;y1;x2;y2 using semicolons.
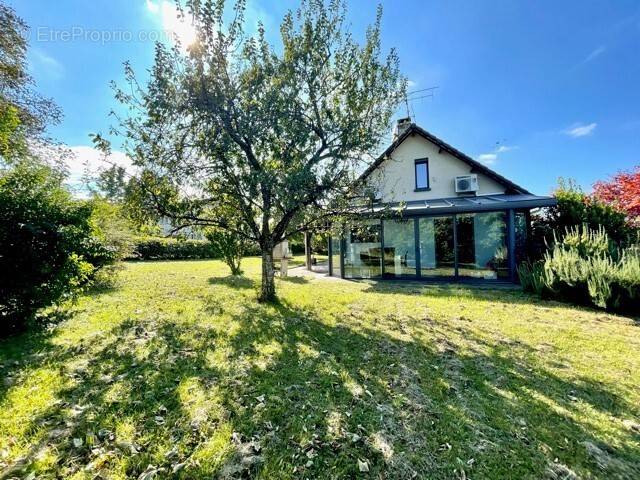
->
330;236;341;277
344;221;382;278
382;219;416;277
456;212;508;279
418;216;455;277
515;211;528;266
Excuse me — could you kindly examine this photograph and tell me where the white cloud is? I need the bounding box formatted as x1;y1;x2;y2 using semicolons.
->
496;145;516;153
564;122;597;138
477;144;517;165
64;146;134;195
478;153;497;165
146;0;198;50
31;49;64;79
407;79;418;88
582;46;606;64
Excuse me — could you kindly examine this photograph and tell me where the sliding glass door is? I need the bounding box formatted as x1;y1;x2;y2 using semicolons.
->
344;221;382;279
418;216;455;277
332;210;513;281
382;219;417;277
456;212;508;279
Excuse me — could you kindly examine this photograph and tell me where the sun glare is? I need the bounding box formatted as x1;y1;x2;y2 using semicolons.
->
147;0;198;50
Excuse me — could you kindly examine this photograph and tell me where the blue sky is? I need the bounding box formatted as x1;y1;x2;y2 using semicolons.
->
9;0;640;195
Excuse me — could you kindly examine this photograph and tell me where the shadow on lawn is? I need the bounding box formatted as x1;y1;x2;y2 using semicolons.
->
1;290;639;479
208;275;256;289
363;281;640;322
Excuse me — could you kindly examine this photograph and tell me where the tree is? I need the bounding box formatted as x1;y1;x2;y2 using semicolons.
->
95;164;128;201
0;3;61;160
0;159;116;334
110;0;404;301
205;229;247;275
593;165;640;228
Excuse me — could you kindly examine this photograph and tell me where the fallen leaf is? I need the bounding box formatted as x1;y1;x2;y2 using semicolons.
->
138;464;160;480
358;458;370;472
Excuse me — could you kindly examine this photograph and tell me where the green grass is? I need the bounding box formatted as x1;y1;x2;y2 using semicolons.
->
1;258;639;479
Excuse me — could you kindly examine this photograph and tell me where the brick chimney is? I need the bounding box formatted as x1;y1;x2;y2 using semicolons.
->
393;117;412;140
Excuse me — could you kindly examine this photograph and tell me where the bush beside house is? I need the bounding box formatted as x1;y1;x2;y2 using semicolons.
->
519;226;639;313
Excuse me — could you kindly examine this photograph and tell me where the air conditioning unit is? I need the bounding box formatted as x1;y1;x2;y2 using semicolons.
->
455;174;479;193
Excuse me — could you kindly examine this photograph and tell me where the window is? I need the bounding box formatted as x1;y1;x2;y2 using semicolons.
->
382;218;417;277
414;159;429;190
344;221;382;279
456;212;508;279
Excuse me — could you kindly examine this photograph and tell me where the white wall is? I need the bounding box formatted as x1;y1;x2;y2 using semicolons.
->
369;134;506;203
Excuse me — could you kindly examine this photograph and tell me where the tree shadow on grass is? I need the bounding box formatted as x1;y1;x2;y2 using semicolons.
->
208;275;256;290
362;280;640;323
277;275;310;284
1;289;639;479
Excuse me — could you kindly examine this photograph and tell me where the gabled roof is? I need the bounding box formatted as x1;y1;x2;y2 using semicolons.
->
359;123;532;195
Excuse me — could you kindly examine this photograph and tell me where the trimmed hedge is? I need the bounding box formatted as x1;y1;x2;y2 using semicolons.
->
128;237;261;261
128;238;217;260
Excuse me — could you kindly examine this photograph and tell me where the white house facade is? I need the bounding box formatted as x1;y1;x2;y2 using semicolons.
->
328;119;556;282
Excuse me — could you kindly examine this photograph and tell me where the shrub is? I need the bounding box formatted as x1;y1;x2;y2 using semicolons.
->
127;234;262;262
128;237;217;260
87;199;137;289
518;225;639;313
0;160;116;334
204;229;249;275
533;180;633;250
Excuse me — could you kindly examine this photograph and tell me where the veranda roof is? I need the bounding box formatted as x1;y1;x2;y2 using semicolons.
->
369;194;557;216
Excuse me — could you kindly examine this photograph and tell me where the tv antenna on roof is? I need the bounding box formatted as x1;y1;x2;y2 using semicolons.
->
404;86;439;121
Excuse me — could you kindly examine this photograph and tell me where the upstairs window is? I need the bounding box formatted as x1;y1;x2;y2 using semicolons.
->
414;158;429;190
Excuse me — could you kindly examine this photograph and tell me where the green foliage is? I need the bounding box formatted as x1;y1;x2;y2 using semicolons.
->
94;164;128;202
86;199;137;289
129;237;218;261
535;179;632;246
0;103;20;156
0;160;116;334
0;3;61;159
110;0;404;301
519;225;639;313
89;199;136;260
204;229;251;275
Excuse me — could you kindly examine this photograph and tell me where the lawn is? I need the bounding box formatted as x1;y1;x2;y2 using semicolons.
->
1;258;639;479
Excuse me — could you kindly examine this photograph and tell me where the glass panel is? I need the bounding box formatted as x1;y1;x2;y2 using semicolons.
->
344;221;382;279
382;218;417;277
418;216;455;277
456;212;508;279
330;236;341;277
415;162;428;189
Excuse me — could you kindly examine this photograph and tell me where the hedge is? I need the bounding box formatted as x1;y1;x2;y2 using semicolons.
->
127;237;261;261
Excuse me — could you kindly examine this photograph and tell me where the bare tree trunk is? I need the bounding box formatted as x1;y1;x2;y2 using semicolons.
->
304;230;312;271
259;244;276;302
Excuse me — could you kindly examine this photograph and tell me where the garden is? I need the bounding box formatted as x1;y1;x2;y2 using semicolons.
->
1;258;639;479
1;0;640;478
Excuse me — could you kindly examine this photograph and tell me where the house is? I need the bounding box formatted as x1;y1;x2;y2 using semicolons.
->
327;118;556;282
